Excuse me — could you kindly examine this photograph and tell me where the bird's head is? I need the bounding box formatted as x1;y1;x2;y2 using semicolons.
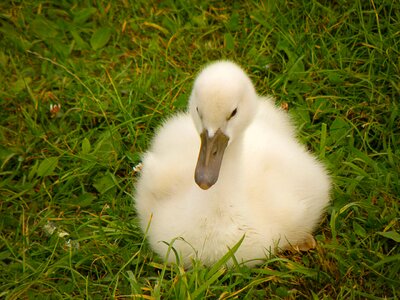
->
189;61;258;190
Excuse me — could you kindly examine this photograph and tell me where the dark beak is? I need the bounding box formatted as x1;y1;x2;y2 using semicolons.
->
194;129;229;190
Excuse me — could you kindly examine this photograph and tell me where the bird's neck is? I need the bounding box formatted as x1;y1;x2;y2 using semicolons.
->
205;134;245;209
219;134;245;181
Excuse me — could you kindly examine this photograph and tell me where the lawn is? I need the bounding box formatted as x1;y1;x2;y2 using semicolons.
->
0;0;399;299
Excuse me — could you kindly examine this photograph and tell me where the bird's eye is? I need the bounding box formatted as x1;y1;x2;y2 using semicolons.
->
227;108;238;120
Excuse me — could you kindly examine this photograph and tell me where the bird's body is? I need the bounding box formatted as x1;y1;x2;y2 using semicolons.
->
135;61;330;267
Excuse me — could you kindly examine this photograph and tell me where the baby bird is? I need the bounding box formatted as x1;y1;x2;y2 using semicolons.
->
135;61;331;267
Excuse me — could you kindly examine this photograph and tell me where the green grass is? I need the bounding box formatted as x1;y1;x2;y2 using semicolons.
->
0;0;399;298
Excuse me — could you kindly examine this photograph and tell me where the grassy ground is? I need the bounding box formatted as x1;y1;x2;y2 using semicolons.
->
0;0;399;299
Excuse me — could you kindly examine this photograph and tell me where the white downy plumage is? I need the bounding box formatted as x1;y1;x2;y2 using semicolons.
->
135;61;331;267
